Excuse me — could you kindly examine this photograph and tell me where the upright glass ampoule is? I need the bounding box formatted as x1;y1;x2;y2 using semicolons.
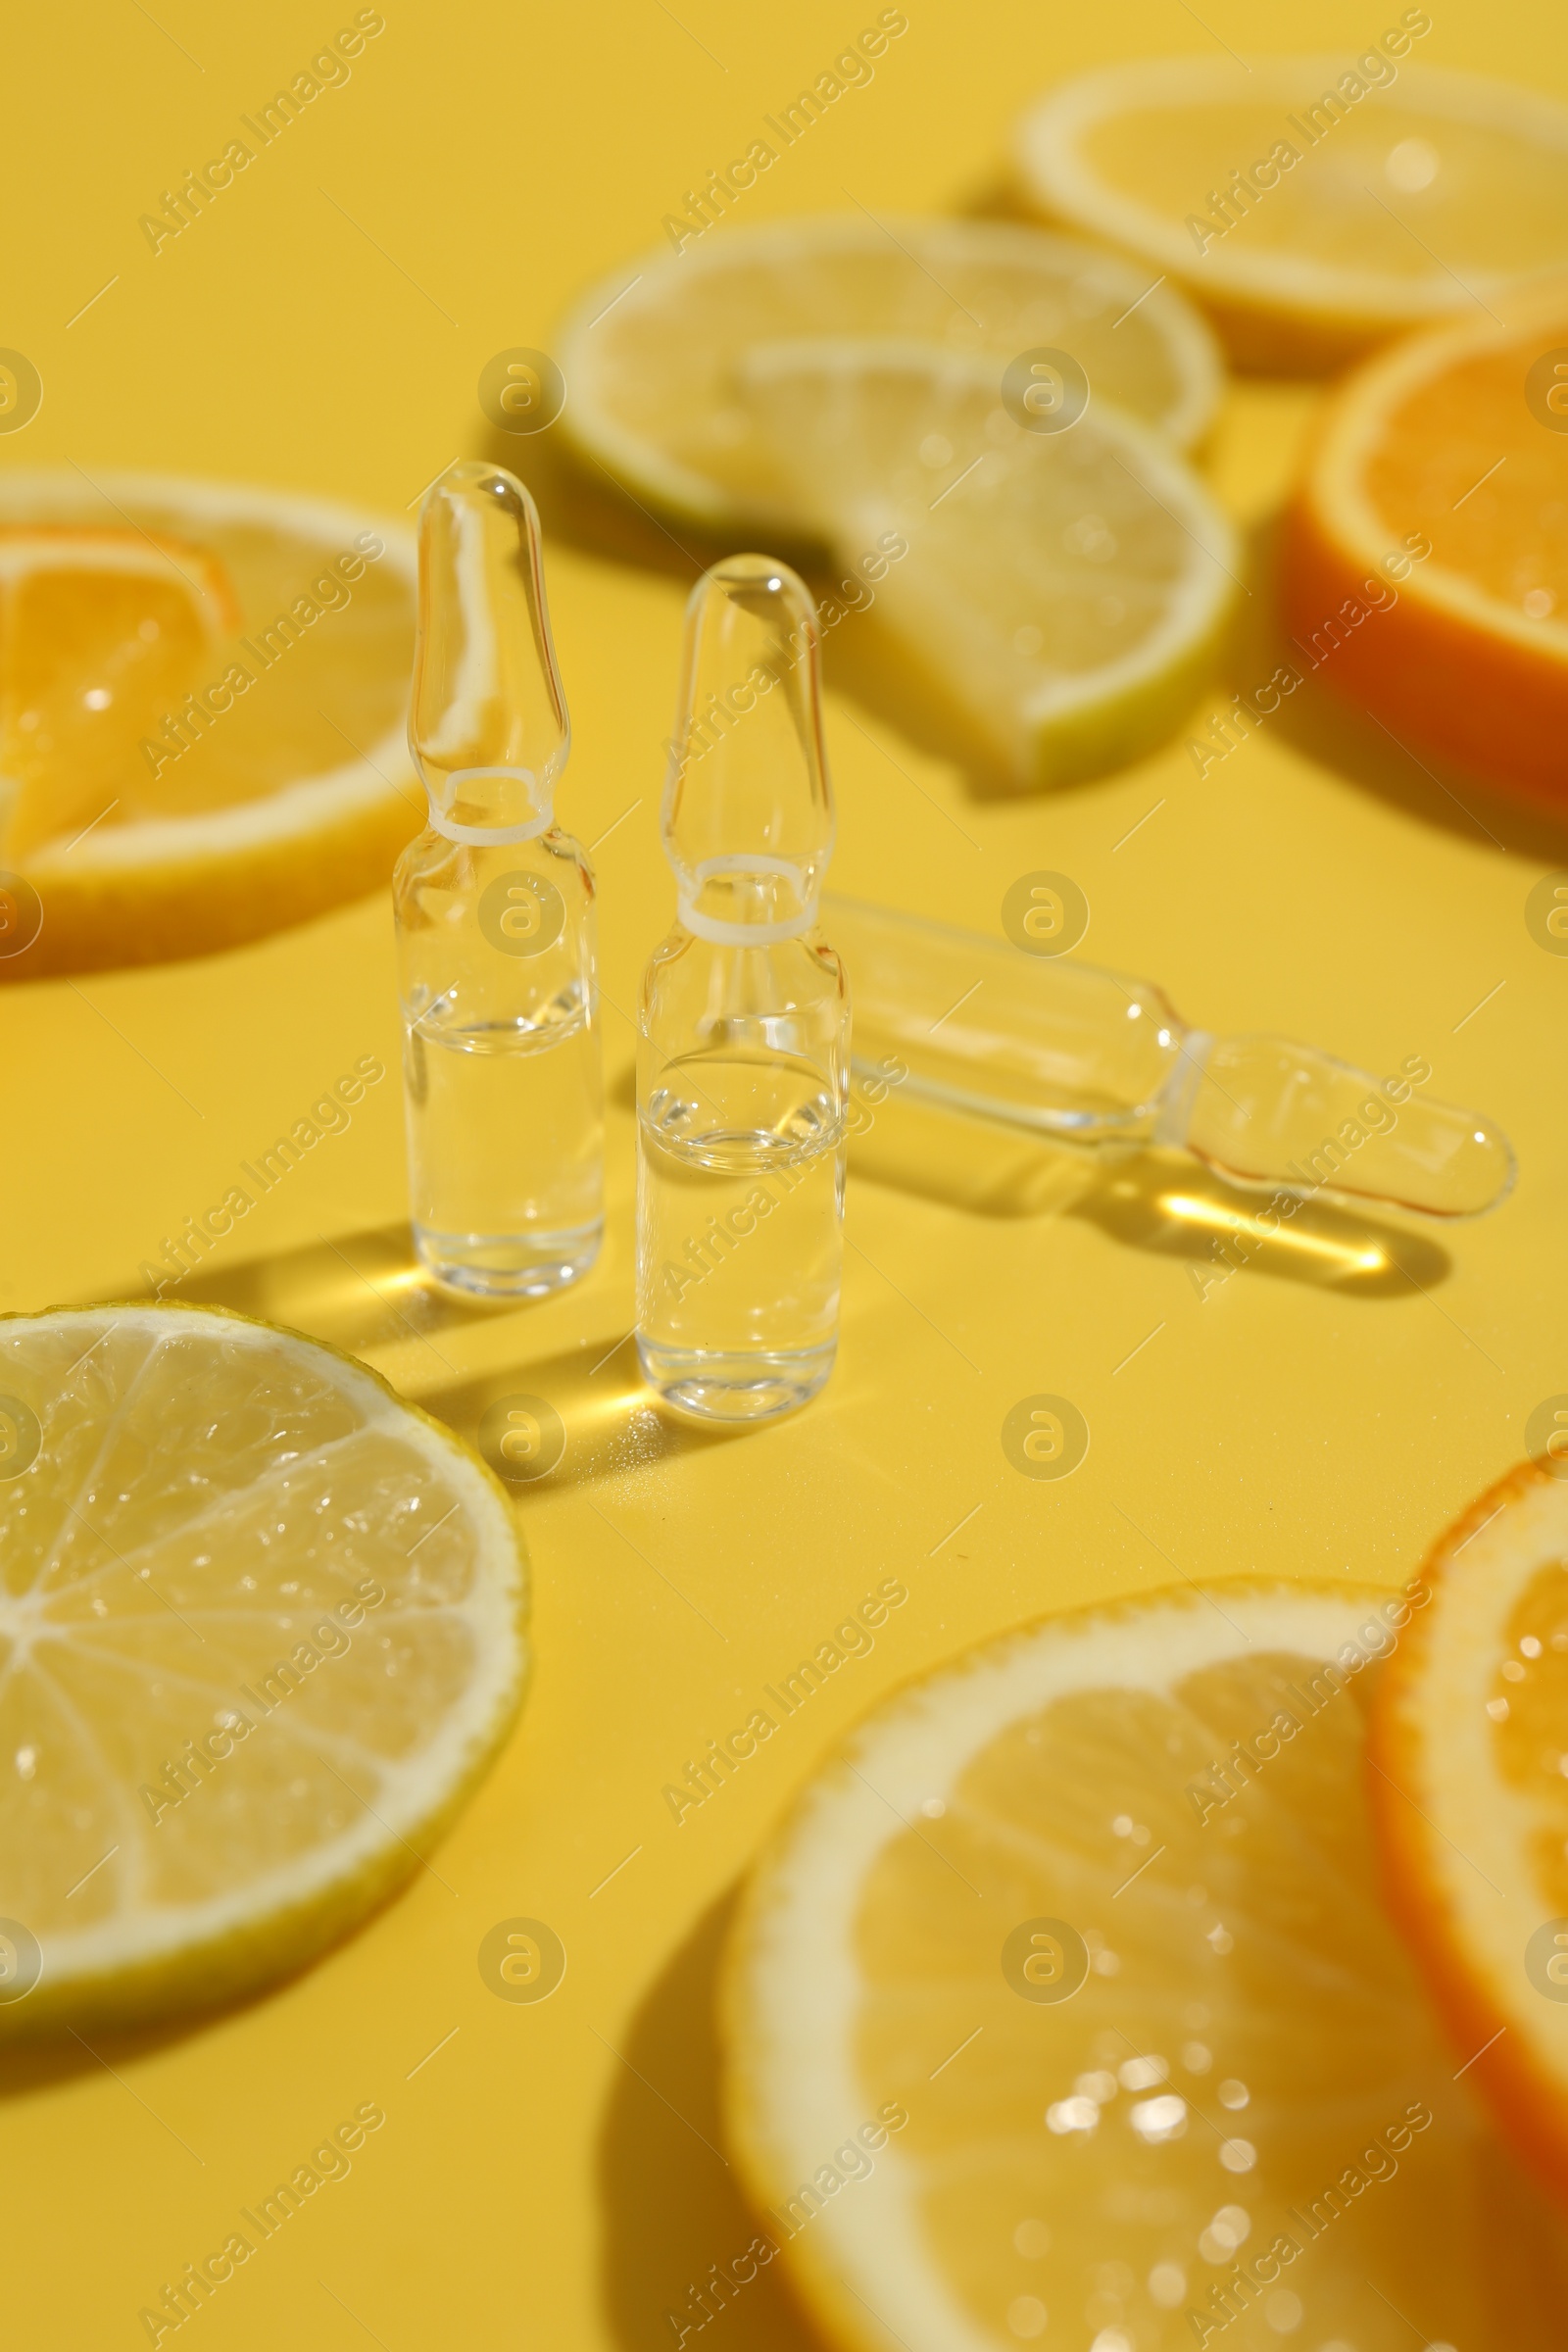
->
393;462;603;1297
636;555;849;1421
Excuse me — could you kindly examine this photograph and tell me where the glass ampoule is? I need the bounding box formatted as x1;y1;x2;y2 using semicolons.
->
824;896;1515;1218
393;462;603;1297
636;555;849;1421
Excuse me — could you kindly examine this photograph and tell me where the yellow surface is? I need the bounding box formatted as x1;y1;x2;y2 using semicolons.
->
2;3;1564;2346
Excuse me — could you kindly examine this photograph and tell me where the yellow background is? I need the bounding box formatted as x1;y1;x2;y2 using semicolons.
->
3;0;1565;2344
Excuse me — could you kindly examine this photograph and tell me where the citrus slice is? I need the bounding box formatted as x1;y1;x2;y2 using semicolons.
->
557;216;1223;534
0;472;418;980
739;342;1238;787
1014;57;1568;368
1284;296;1568;809
0;1303;525;2037
1371;1461;1568;2208
724;1582;1568;2352
0;526;238;862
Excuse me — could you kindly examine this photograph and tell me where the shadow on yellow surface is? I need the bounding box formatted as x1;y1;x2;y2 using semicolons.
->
486;418;733;586
126;1218;514;1361
0;2010;205;2100
598;1886;827;2352
0;1921;400;2097
127;1225;754;1484
815;604;1033;801
851;1095;1451;1297
425;1348;752;1494
120;1109;1446;1475
1072;1150;1450;1298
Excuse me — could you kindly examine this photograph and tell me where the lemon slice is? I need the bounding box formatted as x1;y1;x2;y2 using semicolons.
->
0;472;417;980
739;341;1238;786
557;216;1223;533
1373;1462;1568;2206
0;1303;525;2037
1015;58;1568;368
724;1583;1568;2352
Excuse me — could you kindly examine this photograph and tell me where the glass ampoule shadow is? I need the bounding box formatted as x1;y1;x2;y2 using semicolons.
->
119;1222;758;1484
847;1087;1451;1298
418;1343;756;1499
122;1221;532;1361
1071;1147;1450;1297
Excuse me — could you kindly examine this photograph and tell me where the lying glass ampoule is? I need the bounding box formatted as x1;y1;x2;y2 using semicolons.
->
827;895;1513;1219
636;556;849;1421
393;462;604;1297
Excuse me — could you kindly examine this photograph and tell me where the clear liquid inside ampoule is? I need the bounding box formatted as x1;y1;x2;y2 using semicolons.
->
404;981;604;1298
636;1051;844;1421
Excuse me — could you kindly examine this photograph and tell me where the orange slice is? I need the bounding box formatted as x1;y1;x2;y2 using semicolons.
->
1283;295;1568;809
0;525;237;862
0;473;417;980
1371;1460;1568;2209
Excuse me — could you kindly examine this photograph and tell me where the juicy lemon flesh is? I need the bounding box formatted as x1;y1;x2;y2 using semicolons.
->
1;505;411;858
1085;98;1568;277
0;551;220;859
1495;1562;1568;1917
578;228;1208;516
0;1313;512;1944
747;358;1226;776
852;1650;1568;2350
1355;333;1568;614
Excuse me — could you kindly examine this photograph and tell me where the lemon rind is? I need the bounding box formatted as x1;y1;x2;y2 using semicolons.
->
556;214;1224;535
737;340;1240;785
0;1301;528;2035
723;1580;1392;2352
1015;57;1568;330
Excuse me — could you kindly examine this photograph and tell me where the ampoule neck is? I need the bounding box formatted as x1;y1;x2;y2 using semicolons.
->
662;554;833;939
410;460;571;845
424;764;554;846
678;858;816;945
